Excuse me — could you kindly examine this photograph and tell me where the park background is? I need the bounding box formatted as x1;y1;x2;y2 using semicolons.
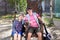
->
0;0;60;40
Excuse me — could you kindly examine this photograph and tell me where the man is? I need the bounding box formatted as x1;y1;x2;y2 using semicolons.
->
24;7;43;40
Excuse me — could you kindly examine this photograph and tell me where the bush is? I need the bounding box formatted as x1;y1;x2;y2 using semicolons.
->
44;18;54;27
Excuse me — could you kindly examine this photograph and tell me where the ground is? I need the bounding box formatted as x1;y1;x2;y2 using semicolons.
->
0;19;60;40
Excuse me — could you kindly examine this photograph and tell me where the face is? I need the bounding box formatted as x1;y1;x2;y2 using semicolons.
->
27;9;33;15
18;15;23;21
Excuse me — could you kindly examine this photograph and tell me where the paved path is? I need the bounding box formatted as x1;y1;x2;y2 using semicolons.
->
0;19;12;40
51;20;60;40
0;19;60;40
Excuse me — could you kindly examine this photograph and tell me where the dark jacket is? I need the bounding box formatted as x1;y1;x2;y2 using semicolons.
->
12;20;24;33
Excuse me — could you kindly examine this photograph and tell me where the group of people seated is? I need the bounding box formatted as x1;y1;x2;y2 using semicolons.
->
11;7;44;40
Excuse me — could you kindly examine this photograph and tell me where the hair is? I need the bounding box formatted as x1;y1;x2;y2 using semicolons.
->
19;12;24;17
16;12;24;20
26;7;32;11
26;7;32;14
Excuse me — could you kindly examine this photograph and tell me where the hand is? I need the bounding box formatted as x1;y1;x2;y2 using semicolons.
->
24;25;27;28
40;21;44;25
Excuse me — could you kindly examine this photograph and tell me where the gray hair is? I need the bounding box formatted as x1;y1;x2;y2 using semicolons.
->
16;12;24;20
18;13;24;17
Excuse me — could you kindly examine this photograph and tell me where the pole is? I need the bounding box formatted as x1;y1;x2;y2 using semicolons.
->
13;0;17;21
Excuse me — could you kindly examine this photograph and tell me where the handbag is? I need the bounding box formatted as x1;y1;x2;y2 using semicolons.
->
43;24;51;40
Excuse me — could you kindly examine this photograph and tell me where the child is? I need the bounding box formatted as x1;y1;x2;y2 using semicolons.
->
12;13;24;40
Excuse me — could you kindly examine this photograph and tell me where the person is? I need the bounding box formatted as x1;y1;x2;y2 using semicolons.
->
24;7;43;40
12;13;24;40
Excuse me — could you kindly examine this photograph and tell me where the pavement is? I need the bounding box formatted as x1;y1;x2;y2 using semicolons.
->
0;19;12;40
0;19;60;40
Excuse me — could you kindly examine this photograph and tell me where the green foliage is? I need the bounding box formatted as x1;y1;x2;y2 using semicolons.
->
6;0;27;12
7;0;15;7
53;15;60;20
44;18;54;27
1;14;14;19
19;0;27;12
48;18;54;27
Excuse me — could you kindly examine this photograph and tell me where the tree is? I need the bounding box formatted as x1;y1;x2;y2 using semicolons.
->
7;0;15;7
19;0;27;12
50;0;54;26
50;0;53;18
7;0;27;12
13;0;27;21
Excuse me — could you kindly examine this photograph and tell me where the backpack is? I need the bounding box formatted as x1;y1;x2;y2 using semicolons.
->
43;24;51;40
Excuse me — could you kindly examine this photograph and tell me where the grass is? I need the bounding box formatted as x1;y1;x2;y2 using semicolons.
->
52;15;60;20
53;17;60;20
44;18;51;24
1;14;14;19
43;17;54;27
43;17;60;27
0;14;20;20
42;14;60;27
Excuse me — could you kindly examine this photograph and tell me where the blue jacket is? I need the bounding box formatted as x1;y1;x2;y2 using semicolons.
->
12;20;24;33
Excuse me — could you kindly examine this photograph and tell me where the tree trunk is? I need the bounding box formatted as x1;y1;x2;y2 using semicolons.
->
50;0;53;18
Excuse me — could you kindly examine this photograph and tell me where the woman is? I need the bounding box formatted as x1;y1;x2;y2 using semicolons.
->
12;13;24;40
